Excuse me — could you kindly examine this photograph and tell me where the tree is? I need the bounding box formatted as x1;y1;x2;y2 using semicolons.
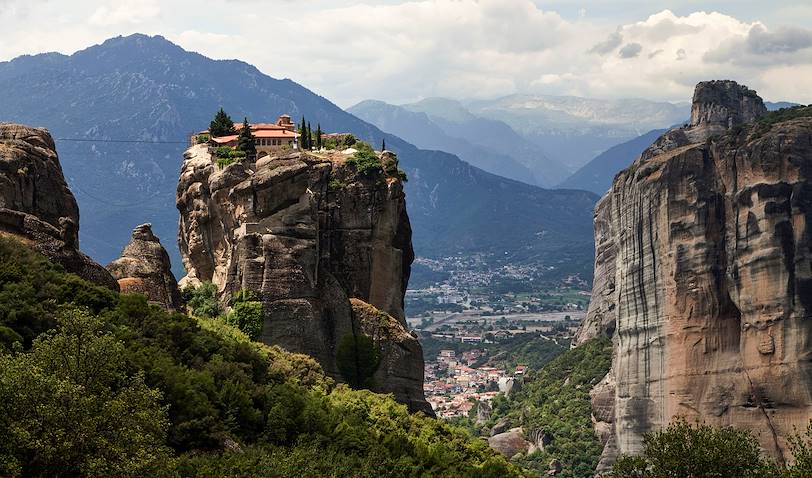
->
298;117;310;150
0;308;173;477
209;108;236;137
184;282;221;318
316;124;323;150
306;122;313;150
381;138;386;151
610;418;781;478
226;289;264;341
237;118;256;157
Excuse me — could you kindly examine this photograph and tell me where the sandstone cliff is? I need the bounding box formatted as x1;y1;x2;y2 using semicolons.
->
576;81;812;470
176;145;430;414
0;123;117;289
107;223;181;310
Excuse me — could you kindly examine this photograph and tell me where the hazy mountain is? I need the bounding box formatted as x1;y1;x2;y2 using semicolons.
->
348;100;541;186
466;94;690;170
557;129;667;195
399;98;571;185
0;34;598;281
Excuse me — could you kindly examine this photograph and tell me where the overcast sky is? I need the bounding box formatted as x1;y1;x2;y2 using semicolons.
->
2;0;811;106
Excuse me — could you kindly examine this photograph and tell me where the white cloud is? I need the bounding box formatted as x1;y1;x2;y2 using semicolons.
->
1;1;810;105
88;0;161;25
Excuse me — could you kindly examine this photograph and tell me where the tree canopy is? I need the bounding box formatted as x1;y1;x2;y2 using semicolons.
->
209;108;236;137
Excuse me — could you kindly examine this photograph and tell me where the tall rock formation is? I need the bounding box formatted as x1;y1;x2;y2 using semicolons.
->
0;123;117;289
176;145;431;414
576;81;812;470
107;223;182;310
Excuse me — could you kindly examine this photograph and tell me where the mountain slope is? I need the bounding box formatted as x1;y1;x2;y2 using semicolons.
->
348;100;539;186
400;98;571;185
557;129;666;195
0;34;598;282
467;94;689;170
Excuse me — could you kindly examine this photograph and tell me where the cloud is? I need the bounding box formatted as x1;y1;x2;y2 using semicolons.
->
704;23;812;65
589;31;622;55
618;43;642;58
89;0;161;26
1;1;811;105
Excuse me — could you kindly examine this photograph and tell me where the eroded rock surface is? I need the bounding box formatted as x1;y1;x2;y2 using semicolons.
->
577;81;812;470
488;427;531;459
177;145;430;413
107;224;181;310
0;123;117;289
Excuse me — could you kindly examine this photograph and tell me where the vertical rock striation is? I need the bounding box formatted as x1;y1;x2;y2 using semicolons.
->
176;146;431;414
0;123;117;289
107;223;182;310
576;81;812;471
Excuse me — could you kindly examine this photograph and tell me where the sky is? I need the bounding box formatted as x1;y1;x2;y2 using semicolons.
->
1;0;811;107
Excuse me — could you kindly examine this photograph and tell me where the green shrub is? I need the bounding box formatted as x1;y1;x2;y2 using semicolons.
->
217;157;235;169
184;282;222;318
336;334;381;389
215;146;232;158
345;142;382;178
195;134;210;144
225;290;263;341
610;419;781;478
228;149;247;159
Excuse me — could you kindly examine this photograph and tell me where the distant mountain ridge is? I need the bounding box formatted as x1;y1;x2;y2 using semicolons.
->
0;34;598;282
555;101;802;196
348;99;547;186
466;94;690;170
557;129;667;195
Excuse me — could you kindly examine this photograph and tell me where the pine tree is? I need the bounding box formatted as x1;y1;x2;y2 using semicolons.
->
381;138;386;151
299;117;307;150
316;124;323;150
307;122;312;150
236;117;256;157
209;108;236;137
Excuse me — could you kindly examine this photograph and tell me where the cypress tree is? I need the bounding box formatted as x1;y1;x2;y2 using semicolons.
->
307;122;312;150
316;124;323;150
381;138;386;151
209;108;236;137
236;117;256;157
298;117;307;150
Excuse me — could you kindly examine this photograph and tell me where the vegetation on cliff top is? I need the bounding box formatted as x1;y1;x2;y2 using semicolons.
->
0;236;527;477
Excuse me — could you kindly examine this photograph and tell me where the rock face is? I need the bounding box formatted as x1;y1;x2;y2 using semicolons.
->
488;427;531;458
576;81;812;470
177;145;431;414
0;123;117;289
107;224;181;310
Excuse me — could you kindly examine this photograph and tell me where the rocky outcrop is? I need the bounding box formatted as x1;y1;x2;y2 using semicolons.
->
350;298;430;413
176;145;430;414
488;427;531;459
577;81;812;470
107;224;181;310
0;123;117;289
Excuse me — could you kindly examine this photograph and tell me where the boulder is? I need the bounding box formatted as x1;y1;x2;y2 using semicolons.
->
107;223;181;310
488;427;531;458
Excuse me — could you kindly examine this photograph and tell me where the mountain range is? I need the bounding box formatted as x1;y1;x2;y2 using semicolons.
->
0;34;598;281
350;95;693;191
